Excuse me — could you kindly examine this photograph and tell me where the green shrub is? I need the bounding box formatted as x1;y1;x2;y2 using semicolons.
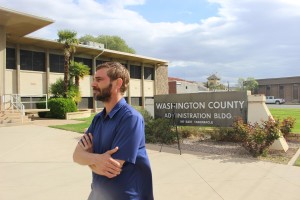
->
233;117;281;157
135;107;153;124
178;126;201;138
145;118;177;144
50;78;81;104
179;127;193;138
280;117;296;137
211;127;240;142
48;98;77;119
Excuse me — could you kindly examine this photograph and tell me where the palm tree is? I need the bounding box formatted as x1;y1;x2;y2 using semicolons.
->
69;61;90;87
57;30;79;98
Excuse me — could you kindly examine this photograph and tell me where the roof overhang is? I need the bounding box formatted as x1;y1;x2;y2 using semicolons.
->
8;36;168;66
1;6;168;66
0;6;54;38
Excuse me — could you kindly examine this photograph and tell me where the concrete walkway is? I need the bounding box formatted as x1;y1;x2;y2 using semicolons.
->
1;122;300;200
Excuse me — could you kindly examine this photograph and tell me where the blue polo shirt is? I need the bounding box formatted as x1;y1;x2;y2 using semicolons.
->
86;98;154;200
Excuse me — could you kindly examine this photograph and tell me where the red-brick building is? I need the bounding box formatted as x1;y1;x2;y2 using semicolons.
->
256;76;300;104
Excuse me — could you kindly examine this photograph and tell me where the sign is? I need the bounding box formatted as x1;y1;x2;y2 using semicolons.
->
154;92;248;127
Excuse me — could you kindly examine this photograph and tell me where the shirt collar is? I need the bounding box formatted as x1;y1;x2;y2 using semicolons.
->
100;98;127;119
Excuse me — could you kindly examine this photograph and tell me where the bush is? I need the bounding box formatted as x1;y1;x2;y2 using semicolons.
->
233;117;281;157
280;117;296;137
178;126;202;139
50;78;81;104
210;127;240;142
179;127;193;138
135;107;153;124
48;98;77;119
145;118;177;144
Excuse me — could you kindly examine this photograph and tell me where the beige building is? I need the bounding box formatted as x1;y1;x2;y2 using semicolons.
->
168;77;208;94
0;6;168;111
207;74;220;86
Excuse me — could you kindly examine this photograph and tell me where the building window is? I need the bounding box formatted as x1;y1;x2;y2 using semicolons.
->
20;50;45;71
6;48;16;69
266;85;271;96
130;65;141;79
131;97;142;106
74;57;93;75
293;84;299;100
50;54;64;73
144;67;154;80
279;85;284;98
77;97;94;109
96;60;106;67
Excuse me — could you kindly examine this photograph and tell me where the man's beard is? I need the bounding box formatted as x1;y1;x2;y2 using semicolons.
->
94;83;112;102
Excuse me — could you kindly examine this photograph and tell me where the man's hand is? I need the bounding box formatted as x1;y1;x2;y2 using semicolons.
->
79;133;93;153
89;147;123;178
74;134;124;179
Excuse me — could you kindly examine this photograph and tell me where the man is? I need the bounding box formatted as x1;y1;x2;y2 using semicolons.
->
73;62;154;200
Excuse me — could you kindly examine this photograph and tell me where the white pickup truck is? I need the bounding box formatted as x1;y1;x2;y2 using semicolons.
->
265;96;285;104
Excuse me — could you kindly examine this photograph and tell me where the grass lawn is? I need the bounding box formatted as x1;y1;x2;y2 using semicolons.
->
269;108;300;133
295;156;300;167
49;114;95;134
50;108;300;134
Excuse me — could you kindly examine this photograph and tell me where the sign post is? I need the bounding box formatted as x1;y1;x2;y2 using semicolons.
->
159;103;182;154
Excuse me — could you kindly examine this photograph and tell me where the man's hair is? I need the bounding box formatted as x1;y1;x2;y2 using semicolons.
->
96;62;130;94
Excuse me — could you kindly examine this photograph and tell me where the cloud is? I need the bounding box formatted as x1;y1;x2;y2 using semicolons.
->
1;0;300;85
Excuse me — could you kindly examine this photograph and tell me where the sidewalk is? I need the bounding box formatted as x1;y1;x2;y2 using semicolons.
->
1;122;300;200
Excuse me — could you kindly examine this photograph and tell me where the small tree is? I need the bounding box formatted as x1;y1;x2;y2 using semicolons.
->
238;77;258;93
57;30;79;97
79;34;136;54
50;78;81;104
69;61;90;87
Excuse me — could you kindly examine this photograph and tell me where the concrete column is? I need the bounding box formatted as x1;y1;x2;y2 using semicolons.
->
92;57;97;113
247;94;289;151
127;63;131;105
141;63;145;108
153;65;157;96
16;44;20;94
45;49;50;97
0;26;6;111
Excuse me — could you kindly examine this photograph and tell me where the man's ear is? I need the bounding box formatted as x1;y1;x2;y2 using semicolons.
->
115;78;123;91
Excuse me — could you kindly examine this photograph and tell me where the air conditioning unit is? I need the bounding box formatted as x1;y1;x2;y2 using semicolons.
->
83;41;104;49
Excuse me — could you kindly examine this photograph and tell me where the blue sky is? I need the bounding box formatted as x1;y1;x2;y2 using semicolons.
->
1;0;300;85
126;0;219;23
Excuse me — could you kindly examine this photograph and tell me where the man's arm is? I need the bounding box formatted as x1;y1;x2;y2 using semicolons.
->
73;133;123;178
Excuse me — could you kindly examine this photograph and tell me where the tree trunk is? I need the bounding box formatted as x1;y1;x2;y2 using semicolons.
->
75;76;79;87
64;55;69;98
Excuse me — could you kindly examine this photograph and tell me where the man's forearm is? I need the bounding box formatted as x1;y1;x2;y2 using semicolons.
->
73;144;95;165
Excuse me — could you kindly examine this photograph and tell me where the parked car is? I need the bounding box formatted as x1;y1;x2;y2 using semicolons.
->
265;96;285;104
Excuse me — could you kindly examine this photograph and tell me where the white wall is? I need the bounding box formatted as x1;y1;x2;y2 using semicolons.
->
130;79;142;97
144;80;154;97
20;71;46;95
5;70;17;94
79;75;93;97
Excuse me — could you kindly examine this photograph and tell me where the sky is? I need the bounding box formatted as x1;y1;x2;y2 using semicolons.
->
1;0;300;85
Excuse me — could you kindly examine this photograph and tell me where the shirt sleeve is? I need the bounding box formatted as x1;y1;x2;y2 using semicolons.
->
111;111;144;164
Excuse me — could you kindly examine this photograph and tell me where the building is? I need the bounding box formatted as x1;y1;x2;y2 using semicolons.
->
256;76;300;104
207;74;220;86
168;77;208;94
0;6;169;111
